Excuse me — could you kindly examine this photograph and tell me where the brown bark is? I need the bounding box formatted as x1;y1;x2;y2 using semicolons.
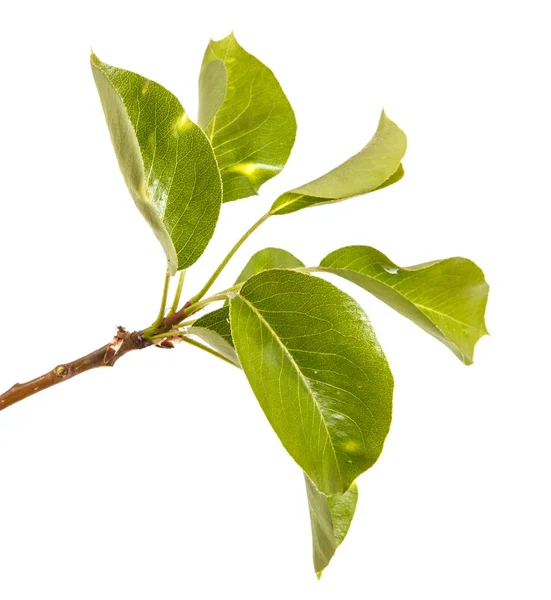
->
0;328;151;413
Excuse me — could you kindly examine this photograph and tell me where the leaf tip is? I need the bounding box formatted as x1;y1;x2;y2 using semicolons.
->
378;107;395;130
90;49;100;67
211;30;238;46
462;326;490;366
378;108;408;151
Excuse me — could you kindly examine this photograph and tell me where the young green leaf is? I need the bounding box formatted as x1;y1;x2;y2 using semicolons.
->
191;294;358;578
191;247;304;356
229;269;393;495
188;306;239;367
220;246;304;305
198;33;297;203
233;247;304;284
305;475;358;577
192;260;364;564
319;246;489;364
91;53;222;274
270;111;406;215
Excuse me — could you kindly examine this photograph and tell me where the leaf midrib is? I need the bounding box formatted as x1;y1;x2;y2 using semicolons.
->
235;292;343;490
318;265;470;352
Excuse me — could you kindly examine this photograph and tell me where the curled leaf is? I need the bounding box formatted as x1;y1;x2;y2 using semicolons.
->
271;111;406;215
320;246;489;364
198;33;297;202
305;475;358;577
91;53;222;274
188;307;239;367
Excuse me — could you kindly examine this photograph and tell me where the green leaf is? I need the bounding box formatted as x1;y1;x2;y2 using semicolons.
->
190;248;303;362
229;269;393;495
198;33;297;203
305;475;358;577
91;53;222;274
223;246;304;306
188;306;240;367
191;289;357;578
191;259;360;575
270;111;406;215
233;247;304;285
319;246;489;364
377;162;405;189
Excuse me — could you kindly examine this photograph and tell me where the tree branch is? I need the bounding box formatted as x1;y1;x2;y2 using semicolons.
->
0;327;151;413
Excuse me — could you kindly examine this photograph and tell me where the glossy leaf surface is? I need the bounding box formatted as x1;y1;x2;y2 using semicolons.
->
305;475;358;577
320;246;489;364
91;54;222;274
191;307;359;574
198;33;296;202
229;269;393;495
270;111;406;215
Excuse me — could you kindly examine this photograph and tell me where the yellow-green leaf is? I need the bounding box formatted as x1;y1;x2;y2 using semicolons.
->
319;246;489;364
233;247;304;284
229;270;393;495
305;475;358;577
191;288;359;578
198;33;297;202
270;111;406;215
91;53;222;274
191;248;303;359
188;306;239;367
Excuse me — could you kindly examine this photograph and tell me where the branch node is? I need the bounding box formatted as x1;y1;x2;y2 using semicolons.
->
54;365;69;378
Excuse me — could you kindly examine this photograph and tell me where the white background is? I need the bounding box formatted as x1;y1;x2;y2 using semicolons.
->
0;1;549;598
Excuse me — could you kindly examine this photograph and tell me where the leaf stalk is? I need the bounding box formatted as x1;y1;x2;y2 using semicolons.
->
152;270;171;327
168;270;186;316
187;211;271;306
